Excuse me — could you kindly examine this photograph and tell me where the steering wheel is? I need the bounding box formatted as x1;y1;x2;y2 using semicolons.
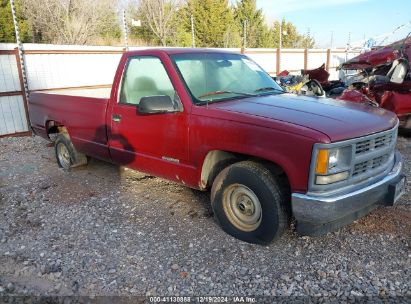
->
305;79;325;97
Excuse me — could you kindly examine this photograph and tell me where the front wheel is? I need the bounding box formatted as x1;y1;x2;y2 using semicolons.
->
211;161;288;244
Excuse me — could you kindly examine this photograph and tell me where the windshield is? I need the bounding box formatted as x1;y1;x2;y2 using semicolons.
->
171;53;284;105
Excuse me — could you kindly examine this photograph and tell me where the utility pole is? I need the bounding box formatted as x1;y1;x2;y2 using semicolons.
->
345;32;351;61
243;20;247;49
330;31;334;49
191;15;195;48
123;10;129;51
10;0;29;100
279;21;282;49
306;27;311;48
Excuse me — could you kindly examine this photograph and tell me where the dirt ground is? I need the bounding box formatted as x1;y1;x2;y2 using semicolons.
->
0;134;410;300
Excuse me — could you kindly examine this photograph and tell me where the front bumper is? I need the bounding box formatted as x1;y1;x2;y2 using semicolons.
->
292;151;404;236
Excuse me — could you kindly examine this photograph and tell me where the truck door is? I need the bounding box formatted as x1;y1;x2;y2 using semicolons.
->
107;55;190;182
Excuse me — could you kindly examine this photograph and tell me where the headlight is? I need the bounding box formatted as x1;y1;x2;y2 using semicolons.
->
314;146;352;185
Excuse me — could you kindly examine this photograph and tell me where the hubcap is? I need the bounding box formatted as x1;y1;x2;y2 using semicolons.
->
222;184;262;232
57;143;71;169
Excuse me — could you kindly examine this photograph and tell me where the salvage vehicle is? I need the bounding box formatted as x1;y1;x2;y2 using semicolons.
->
294;37;411;131
338;35;411;130
29;49;405;244
274;65;342;98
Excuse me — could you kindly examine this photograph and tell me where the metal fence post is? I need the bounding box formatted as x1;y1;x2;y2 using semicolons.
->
10;0;31;134
276;48;281;75
10;0;29;101
326;49;331;71
14;47;30;131
304;49;308;70
123;10;129;51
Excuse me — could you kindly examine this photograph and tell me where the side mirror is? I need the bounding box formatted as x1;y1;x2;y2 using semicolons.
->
138;95;175;114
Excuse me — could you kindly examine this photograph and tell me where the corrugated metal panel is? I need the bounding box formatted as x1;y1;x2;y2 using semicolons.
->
0;54;20;92
0;95;28;136
0;52;29;137
25;53;122;90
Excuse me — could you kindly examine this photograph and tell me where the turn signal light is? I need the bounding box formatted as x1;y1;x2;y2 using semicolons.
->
315;149;329;175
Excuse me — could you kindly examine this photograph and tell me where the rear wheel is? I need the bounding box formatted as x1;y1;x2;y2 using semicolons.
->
54;133;87;170
211;161;288;244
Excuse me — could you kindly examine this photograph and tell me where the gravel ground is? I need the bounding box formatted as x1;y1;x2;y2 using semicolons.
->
0;134;410;302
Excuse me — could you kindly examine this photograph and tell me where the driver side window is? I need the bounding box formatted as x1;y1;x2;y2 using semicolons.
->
120;56;176;105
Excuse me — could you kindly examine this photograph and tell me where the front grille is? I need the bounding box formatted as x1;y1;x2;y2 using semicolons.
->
372;154;388;168
355;140;371;154
353;154;389;176
355;133;393;155
351;128;396;179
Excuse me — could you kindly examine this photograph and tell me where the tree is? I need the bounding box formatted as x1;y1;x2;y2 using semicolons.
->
136;0;180;46
0;0;32;43
222;12;242;48
167;6;193;47
272;19;315;48
21;0;121;45
186;0;234;48
127;3;157;46
233;0;271;48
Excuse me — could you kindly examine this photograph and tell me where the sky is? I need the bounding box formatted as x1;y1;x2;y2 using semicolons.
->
256;0;411;48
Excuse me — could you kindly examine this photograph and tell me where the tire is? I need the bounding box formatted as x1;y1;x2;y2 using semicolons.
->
54;133;88;170
211;161;288;245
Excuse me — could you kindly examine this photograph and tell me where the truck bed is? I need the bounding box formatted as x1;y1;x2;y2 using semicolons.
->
29;87;112;161
39;87;112;99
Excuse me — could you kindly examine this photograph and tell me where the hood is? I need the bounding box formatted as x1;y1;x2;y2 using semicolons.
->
208;94;398;142
341;37;411;70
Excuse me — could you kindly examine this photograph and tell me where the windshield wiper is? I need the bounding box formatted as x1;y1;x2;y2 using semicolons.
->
198;90;256;99
254;87;285;94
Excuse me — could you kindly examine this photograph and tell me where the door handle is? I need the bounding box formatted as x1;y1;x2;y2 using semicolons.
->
112;114;122;123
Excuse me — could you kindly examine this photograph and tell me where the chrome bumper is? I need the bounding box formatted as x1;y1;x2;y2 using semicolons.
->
292;151;404;236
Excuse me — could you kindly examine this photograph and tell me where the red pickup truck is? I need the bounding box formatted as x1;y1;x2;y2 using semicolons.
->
29;49;405;244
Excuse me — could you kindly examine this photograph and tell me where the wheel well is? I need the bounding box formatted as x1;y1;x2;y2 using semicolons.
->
200;150;290;193
46;121;67;139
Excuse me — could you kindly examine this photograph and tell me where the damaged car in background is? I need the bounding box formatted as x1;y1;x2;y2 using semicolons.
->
276;35;411;132
337;34;411;131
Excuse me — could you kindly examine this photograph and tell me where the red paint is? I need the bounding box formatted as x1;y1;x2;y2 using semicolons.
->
28;49;398;194
277;70;290;77
341;37;411;70
336;37;411;124
337;89;373;103
380;91;411;115
302;64;330;84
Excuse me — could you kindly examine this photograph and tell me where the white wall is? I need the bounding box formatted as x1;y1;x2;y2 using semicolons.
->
0;43;360;137
0;95;28;135
1;43;361;91
24;53;122;90
0;51;28;136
